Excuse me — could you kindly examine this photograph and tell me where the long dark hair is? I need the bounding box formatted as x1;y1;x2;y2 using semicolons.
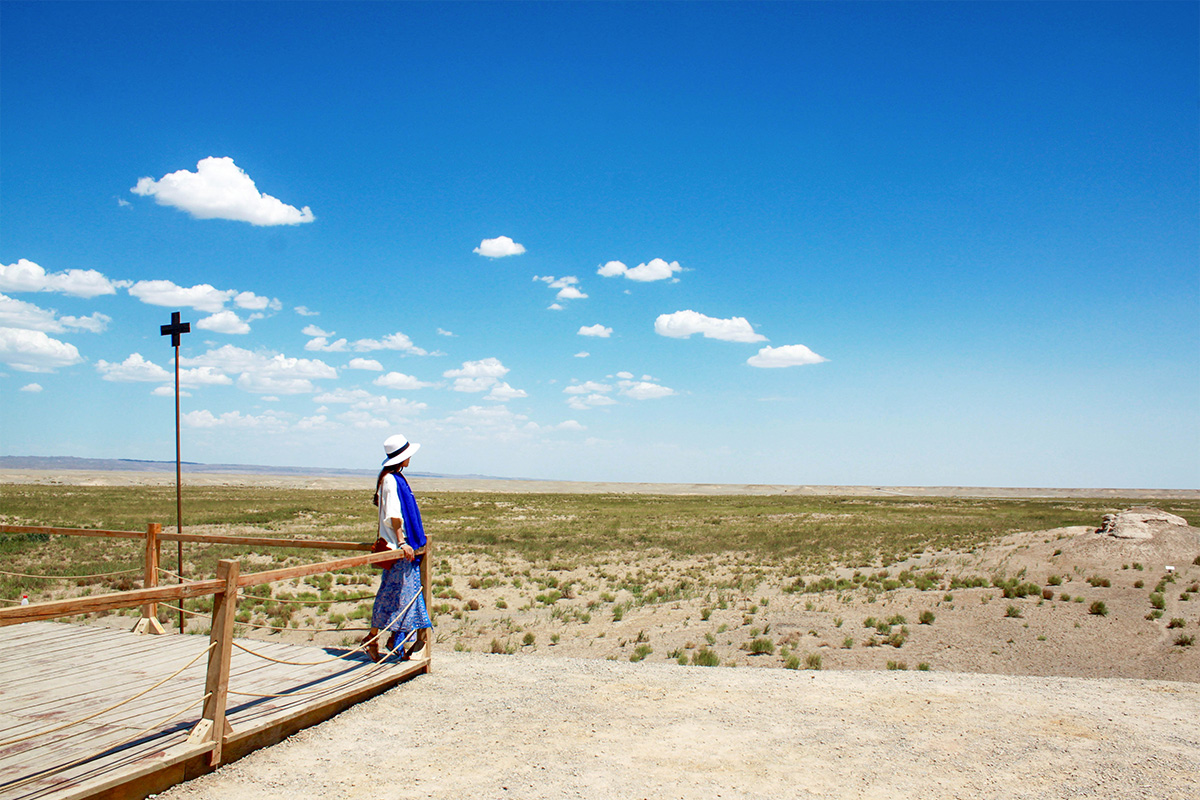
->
372;463;403;506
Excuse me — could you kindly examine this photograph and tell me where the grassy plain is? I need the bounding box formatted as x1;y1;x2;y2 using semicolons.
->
3;483;1198;679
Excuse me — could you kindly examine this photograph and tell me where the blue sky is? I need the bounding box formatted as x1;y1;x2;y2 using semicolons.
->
2;1;1196;488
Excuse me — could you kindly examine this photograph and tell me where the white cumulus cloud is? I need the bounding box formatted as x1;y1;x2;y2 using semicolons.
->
96;353;170;382
374;371;435;391
619;380;676;400
20;383;43;392
654;310;766;343
485;382;528;402
196;310;251;335
597;258;682;282
182;409;290;429
563;381;613;395
352;331;427;355
128;280;234;312
0;259;126;298
305;337;349;352
578;324;612;338
0;327;83;372
131;157;315;226
295;306;319;317
179;344;336;394
347;358;383;371
444;357;509;393
234;291;280;311
474;235;526;258
746;344;828;368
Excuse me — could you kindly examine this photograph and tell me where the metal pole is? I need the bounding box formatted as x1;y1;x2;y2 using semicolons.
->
175;342;185;635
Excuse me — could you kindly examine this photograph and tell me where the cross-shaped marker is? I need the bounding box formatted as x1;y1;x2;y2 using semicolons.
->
160;311;191;346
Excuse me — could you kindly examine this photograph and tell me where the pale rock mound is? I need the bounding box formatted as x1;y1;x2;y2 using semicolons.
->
1098;507;1190;540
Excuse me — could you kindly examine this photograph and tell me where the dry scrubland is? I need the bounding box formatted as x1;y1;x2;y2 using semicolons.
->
2;473;1198;681
4;472;1200;799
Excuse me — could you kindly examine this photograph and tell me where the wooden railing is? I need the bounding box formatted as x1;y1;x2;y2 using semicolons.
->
0;523;432;766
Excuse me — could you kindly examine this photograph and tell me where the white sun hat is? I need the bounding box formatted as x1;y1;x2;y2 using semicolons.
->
381;433;420;467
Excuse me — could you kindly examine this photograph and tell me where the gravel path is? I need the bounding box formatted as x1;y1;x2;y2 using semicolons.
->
160;652;1200;800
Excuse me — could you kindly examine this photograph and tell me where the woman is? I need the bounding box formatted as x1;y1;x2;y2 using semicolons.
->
364;433;432;662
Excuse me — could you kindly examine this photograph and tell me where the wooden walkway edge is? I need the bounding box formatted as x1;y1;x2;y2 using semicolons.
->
0;622;428;800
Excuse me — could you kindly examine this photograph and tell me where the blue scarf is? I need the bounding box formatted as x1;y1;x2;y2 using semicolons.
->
393;472;427;563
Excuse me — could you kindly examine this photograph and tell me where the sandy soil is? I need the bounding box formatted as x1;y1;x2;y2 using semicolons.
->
158;654;1200;800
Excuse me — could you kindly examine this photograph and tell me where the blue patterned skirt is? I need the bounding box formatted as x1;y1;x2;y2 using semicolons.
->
371;558;431;636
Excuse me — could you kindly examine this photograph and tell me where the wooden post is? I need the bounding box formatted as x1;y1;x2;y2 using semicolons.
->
196;559;238;766
133;523;166;635
419;539;432;670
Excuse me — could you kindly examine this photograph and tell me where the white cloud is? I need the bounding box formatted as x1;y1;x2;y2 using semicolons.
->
0;327;83;372
131;157;315;226
574;351;589;358
0;294;111;335
437;328;455;337
439;404;531;438
0;259;126;298
555;420;585;431
152;385;191;397
234;291;280;311
597;258;683;282
179;344;336;394
182;409;290;429
347;357;383;371
619;380;676;400
302;325;331;337
548;303;564;311
128;280;234;312
60;313;111;333
747;344;828;368
485;382;527;402
0;294;65;332
305;336;349;352
19;383;42;393
374;371;435;390
96;353;235;388
567;393;618;411
196;310;251;334
564;381;612;395
615;371;634;379
535;275;588;301
444;358;510;393
578;324;612;338
596;260;627;278
295;306;319;316
474;235;526;258
96;353;170;382
654;310;766;343
352;331;427;355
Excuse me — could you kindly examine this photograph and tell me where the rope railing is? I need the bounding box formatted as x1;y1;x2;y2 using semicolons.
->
158;600;371;634
0;566;141;580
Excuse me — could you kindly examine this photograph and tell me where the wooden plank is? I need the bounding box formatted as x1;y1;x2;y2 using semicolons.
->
0;582;223;626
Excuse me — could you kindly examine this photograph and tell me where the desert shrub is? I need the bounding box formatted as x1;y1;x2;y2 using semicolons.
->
1166;618;1186;628
917;662;930;671
467;599;481;611
863;617;878;629
630;644;652;662
887;628;907;648
1059;593;1071;601
843;636;854;649
886;614;907;626
784;655;800;670
1146;610;1163;620
1173;634;1195;647
1005;605;1022;618
1150;594;1165;610
1087;575;1111;588
490;638;506;654
1193;556;1200;566
523;632;535;646
1041;588;1055;600
994;578;1041;599
886;660;907;670
691;648;720;667
748;637;775;655
1089;601;1108;616
919;610;935;625
1134;580;1144;589
1047;575;1062;586
804;652;822;670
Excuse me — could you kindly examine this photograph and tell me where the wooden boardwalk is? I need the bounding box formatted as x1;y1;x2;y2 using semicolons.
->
0;622;427;800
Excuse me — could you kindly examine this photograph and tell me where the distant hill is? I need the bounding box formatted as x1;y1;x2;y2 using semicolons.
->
0;455;511;482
